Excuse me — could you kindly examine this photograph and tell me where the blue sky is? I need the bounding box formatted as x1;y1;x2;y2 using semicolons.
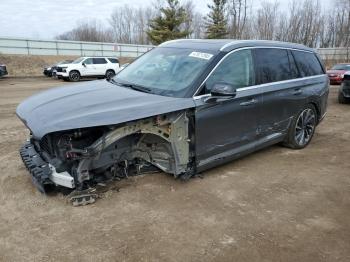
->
0;0;331;39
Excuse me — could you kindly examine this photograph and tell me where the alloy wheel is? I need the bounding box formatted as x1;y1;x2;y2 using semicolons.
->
106;71;115;80
70;72;80;81
295;108;316;146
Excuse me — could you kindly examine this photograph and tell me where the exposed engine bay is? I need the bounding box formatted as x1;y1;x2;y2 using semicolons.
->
20;111;194;206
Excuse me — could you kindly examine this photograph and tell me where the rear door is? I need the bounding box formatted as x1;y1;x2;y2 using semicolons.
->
93;58;108;75
291;50;328;118
253;48;301;138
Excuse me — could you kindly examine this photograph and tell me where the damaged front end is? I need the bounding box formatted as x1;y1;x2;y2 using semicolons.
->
19;111;194;205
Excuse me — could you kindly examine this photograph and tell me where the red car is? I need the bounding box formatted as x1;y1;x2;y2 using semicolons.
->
327;63;350;84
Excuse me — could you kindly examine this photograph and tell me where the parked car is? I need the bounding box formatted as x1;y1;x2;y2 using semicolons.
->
16;40;328;205
56;57;120;81
44;60;73;77
326;63;350;84
338;72;350;103
0;64;8;77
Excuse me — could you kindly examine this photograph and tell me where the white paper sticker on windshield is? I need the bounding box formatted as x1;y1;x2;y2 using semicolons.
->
189;52;213;60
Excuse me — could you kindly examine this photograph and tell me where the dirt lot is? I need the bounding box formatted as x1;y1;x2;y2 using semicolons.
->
0;77;349;262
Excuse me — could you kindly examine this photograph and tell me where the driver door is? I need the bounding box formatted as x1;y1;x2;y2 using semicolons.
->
194;49;262;169
81;58;95;76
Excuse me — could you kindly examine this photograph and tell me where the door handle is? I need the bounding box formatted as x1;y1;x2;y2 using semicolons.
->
293;89;302;95
240;98;257;106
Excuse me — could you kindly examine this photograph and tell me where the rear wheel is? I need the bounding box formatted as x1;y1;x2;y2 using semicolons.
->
105;69;115;80
69;70;80;82
284;105;317;149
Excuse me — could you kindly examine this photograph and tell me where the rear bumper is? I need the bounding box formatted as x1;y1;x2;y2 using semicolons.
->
19;141;75;192
328;77;342;84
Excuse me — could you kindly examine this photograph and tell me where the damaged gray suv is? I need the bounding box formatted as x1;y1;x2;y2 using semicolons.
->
17;40;329;205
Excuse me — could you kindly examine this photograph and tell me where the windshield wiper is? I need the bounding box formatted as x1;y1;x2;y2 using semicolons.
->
111;80;152;94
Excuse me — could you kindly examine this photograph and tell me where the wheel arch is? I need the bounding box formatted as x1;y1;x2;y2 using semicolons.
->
75;112;192;185
69;69;81;75
307;100;320;124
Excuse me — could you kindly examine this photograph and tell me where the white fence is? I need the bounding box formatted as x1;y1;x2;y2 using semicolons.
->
0;36;349;61
0;37;154;58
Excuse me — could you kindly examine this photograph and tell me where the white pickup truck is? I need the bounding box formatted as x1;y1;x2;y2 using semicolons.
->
56;57;120;81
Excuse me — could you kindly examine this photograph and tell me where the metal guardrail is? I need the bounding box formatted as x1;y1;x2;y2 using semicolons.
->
317;47;350;61
0;36;348;61
0;36;154;57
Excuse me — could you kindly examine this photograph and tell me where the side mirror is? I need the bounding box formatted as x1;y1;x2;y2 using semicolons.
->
204;83;237;103
82;62;86;67
211;82;237;97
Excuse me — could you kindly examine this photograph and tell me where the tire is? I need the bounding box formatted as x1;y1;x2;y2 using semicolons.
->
69;70;80;82
105;69;115;80
283;104;317;149
338;92;349;104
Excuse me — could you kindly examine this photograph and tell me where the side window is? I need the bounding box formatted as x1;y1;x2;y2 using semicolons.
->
108;58;119;64
93;58;107;64
292;51;324;77
205;49;255;92
83;58;93;65
254;48;291;84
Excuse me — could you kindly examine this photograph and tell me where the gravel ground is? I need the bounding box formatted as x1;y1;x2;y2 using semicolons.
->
0;77;349;262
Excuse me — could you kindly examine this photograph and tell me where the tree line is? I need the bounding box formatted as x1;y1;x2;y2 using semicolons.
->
56;0;350;48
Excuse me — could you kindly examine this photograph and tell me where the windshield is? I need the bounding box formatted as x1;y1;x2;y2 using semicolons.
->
71;57;85;64
113;47;216;97
331;64;350;70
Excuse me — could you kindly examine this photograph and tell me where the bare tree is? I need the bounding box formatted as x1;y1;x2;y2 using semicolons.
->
55;0;350;51
56;20;114;42
227;0;250;39
254;1;279;40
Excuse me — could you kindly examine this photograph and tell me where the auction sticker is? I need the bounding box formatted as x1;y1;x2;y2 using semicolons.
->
189;52;213;60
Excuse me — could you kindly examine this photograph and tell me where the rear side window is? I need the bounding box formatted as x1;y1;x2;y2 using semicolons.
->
108;58;119;64
254;48;292;84
93;58;107;64
292;51;324;77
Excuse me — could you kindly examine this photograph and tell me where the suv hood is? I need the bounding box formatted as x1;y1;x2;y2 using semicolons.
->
16;80;195;139
57;63;71;68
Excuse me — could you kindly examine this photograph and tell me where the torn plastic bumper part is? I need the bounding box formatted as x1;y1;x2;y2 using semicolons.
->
19;142;75;193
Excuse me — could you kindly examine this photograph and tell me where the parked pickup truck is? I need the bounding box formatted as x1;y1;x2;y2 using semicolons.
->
56;57;120;81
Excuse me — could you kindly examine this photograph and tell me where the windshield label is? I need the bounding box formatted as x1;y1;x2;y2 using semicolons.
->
189;52;213;60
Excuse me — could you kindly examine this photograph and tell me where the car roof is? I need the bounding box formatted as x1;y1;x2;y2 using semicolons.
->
159;39;314;53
